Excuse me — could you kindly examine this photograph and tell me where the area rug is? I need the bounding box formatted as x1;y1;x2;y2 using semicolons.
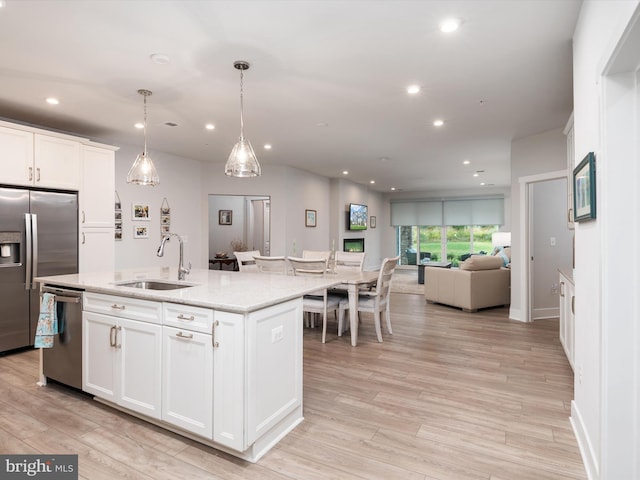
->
390;269;423;295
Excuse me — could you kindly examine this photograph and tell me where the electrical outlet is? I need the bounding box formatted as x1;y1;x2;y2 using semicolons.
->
550;236;556;246
578;365;583;385
551;282;558;295
271;325;284;343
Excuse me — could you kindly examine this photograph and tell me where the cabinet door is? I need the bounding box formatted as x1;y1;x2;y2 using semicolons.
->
83;311;117;402
81;146;115;228
0;126;34;186
79;227;114;273
119;318;162;419
213;311;245;450
162;326;213;438
34;134;81;189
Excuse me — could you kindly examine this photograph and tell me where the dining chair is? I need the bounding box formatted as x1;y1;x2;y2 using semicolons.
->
234;250;260;272
302;250;332;261
288;256;348;343
340;256;399;343
254;255;288;274
334;251;366;272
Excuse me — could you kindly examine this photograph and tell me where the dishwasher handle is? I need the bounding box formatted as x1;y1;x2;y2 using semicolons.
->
52;295;80;304
42;287;83;305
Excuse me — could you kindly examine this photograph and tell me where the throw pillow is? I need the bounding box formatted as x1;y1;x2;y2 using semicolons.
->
459;255;504;271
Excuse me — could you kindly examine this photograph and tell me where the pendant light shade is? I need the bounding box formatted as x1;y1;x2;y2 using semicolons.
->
127;89;160;186
225;61;261;177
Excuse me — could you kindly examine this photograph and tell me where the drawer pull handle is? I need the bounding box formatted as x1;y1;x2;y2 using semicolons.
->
176;331;193;340
111;304;125;310
177;314;195;321
560;281;565;297
109;325;116;347
115;326;122;348
212;320;219;348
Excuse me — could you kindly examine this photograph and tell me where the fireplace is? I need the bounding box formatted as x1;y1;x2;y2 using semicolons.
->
343;238;364;252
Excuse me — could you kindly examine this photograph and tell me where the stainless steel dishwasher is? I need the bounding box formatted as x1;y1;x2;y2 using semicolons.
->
41;285;83;389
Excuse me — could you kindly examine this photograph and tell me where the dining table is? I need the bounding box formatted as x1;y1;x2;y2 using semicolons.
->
328;269;379;346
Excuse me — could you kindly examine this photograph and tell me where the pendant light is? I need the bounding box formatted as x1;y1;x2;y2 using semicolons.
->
127;89;160;186
225;61;261;177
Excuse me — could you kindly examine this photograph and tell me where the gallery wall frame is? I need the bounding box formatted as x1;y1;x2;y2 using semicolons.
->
573;152;596;222
219;209;232;225
305;209;317;227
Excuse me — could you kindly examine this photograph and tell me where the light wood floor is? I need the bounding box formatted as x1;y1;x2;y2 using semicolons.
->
0;294;586;480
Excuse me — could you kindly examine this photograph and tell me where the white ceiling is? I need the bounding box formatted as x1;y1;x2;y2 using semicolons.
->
0;0;580;193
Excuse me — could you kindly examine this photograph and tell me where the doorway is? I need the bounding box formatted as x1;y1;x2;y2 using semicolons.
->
528;178;573;320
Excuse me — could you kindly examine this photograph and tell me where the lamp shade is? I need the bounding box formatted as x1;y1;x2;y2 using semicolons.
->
127;151;160;186
225;137;261;177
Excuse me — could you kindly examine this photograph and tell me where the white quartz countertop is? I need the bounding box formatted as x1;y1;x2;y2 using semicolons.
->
35;267;344;313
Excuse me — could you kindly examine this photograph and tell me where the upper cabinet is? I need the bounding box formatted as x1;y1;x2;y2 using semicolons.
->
0;125;34;186
0;123;82;190
81;145;115;227
34;134;81;190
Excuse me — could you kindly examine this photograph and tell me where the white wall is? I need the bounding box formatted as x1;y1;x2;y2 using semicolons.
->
114;143;204;271
571;2;640;479
509;128;568;321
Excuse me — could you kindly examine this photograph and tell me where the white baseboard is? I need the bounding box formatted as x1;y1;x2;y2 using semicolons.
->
532;307;559;320
571;400;599;480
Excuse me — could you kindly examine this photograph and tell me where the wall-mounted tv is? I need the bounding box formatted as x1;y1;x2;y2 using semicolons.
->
348;203;368;230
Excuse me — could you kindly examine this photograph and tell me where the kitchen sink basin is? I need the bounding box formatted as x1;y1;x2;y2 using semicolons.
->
116;280;196;290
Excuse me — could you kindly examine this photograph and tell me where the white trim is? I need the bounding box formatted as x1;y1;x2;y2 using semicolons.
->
571;400;600;480
531;307;559;320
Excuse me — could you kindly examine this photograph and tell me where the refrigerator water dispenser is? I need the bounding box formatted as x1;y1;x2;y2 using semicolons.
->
0;232;20;265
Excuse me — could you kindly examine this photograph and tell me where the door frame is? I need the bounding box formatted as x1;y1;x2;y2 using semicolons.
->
517;169;567;323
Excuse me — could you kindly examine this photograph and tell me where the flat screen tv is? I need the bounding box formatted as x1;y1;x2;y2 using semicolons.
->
348;203;368;230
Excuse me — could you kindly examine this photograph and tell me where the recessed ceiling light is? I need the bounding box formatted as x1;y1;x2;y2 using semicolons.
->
46;97;59;105
440;18;460;33
150;53;170;65
390;187;397;191
473;173;479;177
480;182;486;186
379;156;390;162
463;159;470;165
342;170;349;175
264;144;272;150
0;1;6;8
407;85;421;95
370;180;375;184
205;124;215;130
433;119;444;127
134;123;144;129
316;122;328;127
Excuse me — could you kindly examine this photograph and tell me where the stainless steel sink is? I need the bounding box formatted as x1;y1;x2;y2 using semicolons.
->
116;280;196;290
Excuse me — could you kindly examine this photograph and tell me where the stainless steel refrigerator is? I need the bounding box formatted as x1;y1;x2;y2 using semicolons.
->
0;187;78;353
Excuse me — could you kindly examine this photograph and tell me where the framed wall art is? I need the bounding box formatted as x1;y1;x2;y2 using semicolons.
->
132;203;150;221
219;209;232;225
305;209;317;227
134;225;149;239
573;152;596;222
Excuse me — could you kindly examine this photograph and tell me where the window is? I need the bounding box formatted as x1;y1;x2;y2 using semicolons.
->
396;224;499;266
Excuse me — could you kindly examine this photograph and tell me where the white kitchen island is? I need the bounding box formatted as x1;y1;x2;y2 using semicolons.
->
36;267;340;462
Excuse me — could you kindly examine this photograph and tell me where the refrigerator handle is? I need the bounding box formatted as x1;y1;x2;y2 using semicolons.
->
25;214;32;290
31;214;38;289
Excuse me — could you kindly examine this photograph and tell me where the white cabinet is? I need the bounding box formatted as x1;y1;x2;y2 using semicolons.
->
83;293;163;419
162;325;214;438
33;134;81;190
81;145;115;228
79;144;116;273
559;270;575;370
0;125;33;186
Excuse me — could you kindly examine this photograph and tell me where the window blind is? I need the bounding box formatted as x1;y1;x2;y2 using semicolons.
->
391;198;503;226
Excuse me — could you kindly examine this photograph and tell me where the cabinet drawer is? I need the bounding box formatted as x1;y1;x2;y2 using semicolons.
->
84;292;162;324
163;303;213;334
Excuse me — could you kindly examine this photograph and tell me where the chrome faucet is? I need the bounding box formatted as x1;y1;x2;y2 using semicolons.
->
157;233;191;280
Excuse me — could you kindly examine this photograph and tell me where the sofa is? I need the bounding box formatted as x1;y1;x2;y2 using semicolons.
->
424;254;510;312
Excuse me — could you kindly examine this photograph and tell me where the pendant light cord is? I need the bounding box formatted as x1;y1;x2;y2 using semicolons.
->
143;93;148;155
239;68;245;140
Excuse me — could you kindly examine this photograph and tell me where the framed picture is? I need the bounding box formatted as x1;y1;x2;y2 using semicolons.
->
161;215;170;225
573;152;596;222
370;216;377;228
305;209;317;227
132;203;150;221
219;209;232;225
134;225;148;239
161;225;170;234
